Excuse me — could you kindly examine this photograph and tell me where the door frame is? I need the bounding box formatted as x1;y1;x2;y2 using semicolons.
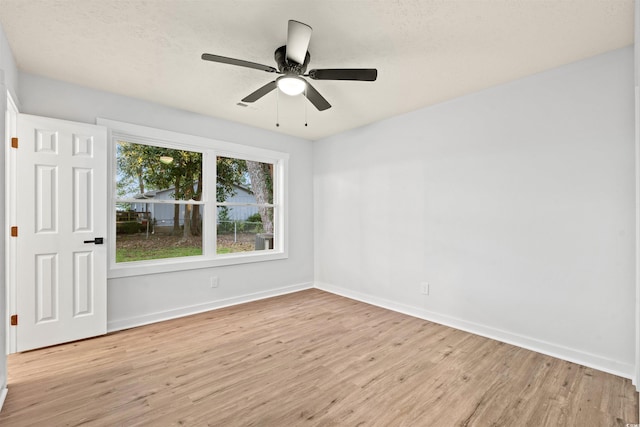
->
5;90;17;354
630;1;639;408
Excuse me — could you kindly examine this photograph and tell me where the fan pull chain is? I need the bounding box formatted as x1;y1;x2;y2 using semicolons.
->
276;89;280;127
304;86;308;127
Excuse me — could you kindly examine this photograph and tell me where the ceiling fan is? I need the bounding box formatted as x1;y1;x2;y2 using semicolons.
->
201;20;377;111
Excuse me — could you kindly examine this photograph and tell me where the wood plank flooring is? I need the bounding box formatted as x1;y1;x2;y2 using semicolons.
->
0;289;636;426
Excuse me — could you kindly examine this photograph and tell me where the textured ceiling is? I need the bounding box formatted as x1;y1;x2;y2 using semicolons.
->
0;0;634;141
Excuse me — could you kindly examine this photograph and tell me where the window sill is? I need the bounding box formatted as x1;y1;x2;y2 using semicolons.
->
108;250;288;279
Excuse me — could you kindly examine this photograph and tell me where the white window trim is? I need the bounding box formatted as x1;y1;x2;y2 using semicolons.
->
98;118;289;279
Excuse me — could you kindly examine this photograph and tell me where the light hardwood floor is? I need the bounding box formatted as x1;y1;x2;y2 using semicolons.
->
0;289;637;426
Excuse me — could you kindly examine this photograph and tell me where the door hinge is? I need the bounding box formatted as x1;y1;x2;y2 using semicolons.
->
10;226;17;237
10;315;17;326
11;137;18;149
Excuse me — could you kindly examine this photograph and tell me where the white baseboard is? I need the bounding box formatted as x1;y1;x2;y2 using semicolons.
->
0;387;7;413
315;281;635;380
107;282;313;332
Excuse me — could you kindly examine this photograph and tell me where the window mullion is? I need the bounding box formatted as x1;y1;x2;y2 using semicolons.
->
116;198;205;205
216;202;276;208
204;150;216;257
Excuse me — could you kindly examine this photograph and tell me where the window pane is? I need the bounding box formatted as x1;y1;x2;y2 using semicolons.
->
116;204;203;263
217;206;274;254
216;156;273;204
117;141;202;201
116;141;203;263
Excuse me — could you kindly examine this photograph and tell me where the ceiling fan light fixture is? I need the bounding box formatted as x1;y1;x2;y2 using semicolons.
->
277;75;306;96
201;20;377;112
159;156;174;164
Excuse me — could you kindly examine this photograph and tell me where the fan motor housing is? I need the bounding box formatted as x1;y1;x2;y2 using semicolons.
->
274;45;310;75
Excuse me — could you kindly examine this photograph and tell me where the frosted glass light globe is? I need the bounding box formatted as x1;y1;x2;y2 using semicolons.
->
277;76;306;96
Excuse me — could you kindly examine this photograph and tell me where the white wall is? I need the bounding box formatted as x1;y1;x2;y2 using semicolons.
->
18;73;314;330
0;21;19;408
314;46;636;378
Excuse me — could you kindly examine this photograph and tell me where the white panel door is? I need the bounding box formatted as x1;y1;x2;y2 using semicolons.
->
16;114;107;352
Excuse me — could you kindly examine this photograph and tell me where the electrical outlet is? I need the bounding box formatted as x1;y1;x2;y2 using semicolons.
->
420;282;429;295
210;276;219;288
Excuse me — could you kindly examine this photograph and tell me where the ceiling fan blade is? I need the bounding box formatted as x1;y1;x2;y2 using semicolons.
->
202;53;277;73
286;20;312;65
303;81;331;111
242;81;278;103
308;68;378;81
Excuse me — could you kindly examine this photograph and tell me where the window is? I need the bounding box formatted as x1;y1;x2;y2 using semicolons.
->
115;142;204;263
101;119;288;278
216;157;276;254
